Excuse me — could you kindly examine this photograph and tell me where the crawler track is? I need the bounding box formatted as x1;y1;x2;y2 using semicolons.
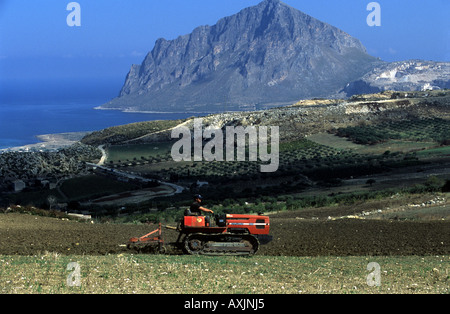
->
183;233;260;256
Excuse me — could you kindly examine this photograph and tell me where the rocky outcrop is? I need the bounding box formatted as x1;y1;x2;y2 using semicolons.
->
101;0;380;113
342;60;450;96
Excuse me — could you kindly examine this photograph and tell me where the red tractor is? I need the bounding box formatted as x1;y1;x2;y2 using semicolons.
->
128;213;272;256
178;213;272;256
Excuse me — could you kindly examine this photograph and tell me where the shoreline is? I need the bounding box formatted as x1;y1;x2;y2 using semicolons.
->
94;105;225;115
0;107;218;154
0;109;198;153
0;131;91;153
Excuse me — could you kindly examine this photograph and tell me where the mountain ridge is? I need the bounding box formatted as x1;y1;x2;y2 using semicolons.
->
100;0;447;113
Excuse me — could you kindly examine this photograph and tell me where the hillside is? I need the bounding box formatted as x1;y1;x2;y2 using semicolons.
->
2;90;449;217
86;90;450;146
75;90;450;211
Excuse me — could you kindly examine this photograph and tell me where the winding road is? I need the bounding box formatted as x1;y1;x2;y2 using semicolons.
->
84;145;185;202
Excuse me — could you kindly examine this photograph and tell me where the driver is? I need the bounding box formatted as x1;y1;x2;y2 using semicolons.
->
189;194;214;215
186;194;214;226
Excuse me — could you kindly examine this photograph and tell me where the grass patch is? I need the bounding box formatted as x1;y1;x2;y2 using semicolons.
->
334;118;450;145
0;254;448;294
307;133;364;151
416;146;450;157
106;142;174;163
81;120;186;146
308;133;439;155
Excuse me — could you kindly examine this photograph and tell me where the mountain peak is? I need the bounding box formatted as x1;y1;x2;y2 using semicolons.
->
261;0;283;5
259;0;283;6
103;0;381;113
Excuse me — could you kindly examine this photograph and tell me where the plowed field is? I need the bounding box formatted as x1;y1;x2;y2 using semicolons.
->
1;212;449;256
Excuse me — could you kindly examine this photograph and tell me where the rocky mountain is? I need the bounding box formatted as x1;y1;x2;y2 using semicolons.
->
101;0;382;113
342;60;450;97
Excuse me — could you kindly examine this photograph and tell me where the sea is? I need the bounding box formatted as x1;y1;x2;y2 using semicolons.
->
0;78;196;150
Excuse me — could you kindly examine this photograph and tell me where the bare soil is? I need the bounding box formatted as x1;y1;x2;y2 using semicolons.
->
263;218;449;256
0;214;150;255
1;210;449;257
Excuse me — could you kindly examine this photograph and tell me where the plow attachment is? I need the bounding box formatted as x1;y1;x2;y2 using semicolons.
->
126;223;166;254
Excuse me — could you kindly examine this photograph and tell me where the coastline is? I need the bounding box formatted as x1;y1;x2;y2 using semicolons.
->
0;106;203;154
0;131;91;153
93;105;214;115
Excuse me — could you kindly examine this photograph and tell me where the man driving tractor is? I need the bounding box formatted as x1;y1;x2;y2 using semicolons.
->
186;194;214;225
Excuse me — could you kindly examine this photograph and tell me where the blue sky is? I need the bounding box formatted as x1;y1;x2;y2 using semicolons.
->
0;0;448;85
